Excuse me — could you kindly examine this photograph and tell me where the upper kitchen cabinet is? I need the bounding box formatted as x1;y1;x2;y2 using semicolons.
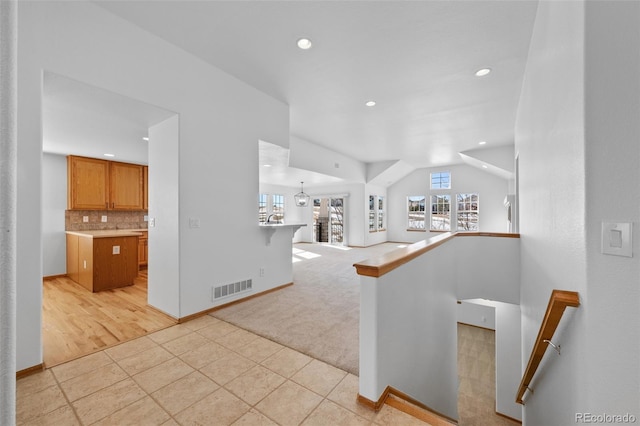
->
109;161;144;210
68;155;146;211
67;156;109;210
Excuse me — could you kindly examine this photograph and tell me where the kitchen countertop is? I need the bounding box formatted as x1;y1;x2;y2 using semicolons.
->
65;229;147;238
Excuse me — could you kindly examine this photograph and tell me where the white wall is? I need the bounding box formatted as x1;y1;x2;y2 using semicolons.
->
454;236;520;305
583;0;640;417
515;3;588;422
513;1;639;424
42;153;67;276
17;1;290;370
289;136;366;183
387;164;510;244
148;115;180;317
360;237;459;420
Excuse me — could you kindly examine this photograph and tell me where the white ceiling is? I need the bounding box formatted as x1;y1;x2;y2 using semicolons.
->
43;72;176;165
44;1;539;185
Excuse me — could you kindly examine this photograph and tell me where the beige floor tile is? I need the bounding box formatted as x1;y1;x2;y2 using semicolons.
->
215;328;260;350
17;404;79;426
16;385;68;424
182;314;222;331
161;419;180;426
105;336;158;361
225;365;286;405
71;378;146;425
255;380;323;426
302;399;370;426
147;323;193;344
132;357;194;393
373;403;431;425
231;408;279;426
196;320;240;340
174;387;250;426
152;371;219;415
327;374;376;421
59;363;128;402
17;369;57;399
179;341;232;369
199;352;256;385
291;359;347;396
117;345;174;376
235;336;283;363
261;347;313;378
51;351;113;382
92;396;171;426
162;331;209;356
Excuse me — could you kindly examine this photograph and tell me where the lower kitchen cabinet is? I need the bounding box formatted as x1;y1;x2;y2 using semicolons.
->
66;231;139;292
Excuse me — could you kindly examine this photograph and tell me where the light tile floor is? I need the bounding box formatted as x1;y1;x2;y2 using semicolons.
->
17;315;431;425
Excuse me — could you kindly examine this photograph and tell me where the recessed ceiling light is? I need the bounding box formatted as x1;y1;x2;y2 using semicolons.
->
142;137;149;141
104;153;115;157
365;101;376;107
263;164;272;168
475;68;491;77
297;38;312;50
479;141;487;145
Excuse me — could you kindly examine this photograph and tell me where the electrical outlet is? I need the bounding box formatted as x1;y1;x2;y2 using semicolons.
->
112;245;120;255
149;218;155;227
82;216;89;223
189;218;200;228
101;215;108;223
259;268;265;277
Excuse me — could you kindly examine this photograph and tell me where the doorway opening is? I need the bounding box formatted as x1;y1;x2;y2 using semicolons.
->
312;197;344;245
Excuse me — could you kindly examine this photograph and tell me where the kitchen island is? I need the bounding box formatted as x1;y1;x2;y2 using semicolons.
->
66;229;145;292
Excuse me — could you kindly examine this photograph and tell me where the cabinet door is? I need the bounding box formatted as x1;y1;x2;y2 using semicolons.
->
110;162;144;210
138;232;148;267
143;166;149;210
67;156;109;210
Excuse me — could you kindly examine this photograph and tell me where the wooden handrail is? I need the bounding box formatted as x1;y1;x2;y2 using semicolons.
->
353;232;520;278
516;289;580;404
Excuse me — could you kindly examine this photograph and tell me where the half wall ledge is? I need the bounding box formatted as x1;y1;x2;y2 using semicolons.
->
353;232;520;278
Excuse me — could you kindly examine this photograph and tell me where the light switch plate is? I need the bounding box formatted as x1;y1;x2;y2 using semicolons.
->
112;245;120;255
83;216;89;223
101;215;108;223
601;222;632;257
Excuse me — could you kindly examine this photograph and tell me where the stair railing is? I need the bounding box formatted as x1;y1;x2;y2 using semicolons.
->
516;289;580;404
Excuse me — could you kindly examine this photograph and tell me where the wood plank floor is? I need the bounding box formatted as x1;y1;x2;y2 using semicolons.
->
42;270;176;367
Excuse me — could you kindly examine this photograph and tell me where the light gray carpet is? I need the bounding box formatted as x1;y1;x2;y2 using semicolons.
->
211;242;403;375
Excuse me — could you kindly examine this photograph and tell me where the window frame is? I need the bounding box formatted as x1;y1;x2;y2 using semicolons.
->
456;193;479;231
430;171;451;190
407;195;426;231
430;194;451;231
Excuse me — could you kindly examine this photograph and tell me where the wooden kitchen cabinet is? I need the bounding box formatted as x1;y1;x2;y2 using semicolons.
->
138;231;148;267
109;161;144;210
66;231;139;292
67;155;146;210
67;156;110;210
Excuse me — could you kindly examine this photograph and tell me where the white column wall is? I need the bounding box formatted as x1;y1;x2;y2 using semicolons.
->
515;1;588;423
42;153;68;276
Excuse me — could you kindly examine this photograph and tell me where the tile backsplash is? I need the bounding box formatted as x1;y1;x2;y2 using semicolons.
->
66;210;148;231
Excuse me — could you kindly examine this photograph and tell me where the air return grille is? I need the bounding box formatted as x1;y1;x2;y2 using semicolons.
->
212;279;252;301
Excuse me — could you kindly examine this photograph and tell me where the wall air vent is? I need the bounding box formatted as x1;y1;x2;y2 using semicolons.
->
212;279;252;301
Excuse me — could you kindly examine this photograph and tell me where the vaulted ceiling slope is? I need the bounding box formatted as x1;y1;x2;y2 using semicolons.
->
96;1;539;170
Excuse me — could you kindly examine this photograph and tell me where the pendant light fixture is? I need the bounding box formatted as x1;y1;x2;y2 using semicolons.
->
294;181;310;207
